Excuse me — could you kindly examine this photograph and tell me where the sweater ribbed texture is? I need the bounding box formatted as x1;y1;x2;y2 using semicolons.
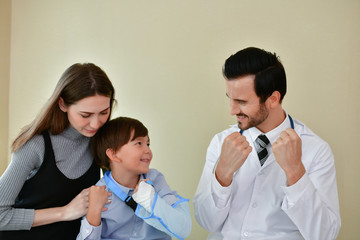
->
0;127;93;230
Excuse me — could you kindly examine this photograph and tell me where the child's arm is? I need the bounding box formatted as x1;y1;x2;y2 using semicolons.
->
76;185;111;240
133;181;192;239
86;185;110;226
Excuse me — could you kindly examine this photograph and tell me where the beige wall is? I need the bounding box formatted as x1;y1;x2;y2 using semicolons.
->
2;0;359;239
0;0;10;174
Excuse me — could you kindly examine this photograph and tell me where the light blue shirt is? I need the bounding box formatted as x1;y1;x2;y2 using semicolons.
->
77;169;191;240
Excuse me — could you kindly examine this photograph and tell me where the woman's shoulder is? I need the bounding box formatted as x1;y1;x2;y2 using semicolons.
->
16;133;45;156
11;133;46;174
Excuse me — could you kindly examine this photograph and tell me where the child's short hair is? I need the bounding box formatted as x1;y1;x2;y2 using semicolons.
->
92;116;148;170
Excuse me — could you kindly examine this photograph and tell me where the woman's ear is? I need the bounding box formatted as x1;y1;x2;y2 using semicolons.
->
58;97;67;112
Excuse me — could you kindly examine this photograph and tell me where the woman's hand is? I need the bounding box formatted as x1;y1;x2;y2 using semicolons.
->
61;187;91;221
33;187;97;227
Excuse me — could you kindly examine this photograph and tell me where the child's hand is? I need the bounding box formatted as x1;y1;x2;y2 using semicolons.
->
134;179;150;194
89;185;112;211
87;185;112;226
132;180;155;212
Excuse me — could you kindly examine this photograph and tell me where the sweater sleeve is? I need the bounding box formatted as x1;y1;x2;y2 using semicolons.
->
0;135;44;230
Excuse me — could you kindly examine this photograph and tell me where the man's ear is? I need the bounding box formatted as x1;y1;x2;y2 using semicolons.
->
106;148;121;163
58;97;67;112
268;91;281;108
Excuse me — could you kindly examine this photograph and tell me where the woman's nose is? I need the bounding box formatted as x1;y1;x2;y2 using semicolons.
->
90;117;102;129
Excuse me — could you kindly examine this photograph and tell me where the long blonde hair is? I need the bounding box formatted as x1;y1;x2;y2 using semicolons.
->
11;63;115;152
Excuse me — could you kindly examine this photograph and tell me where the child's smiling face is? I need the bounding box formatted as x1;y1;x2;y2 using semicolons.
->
114;133;152;175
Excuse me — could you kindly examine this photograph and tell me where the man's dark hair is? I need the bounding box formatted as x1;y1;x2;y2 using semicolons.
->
223;47;287;103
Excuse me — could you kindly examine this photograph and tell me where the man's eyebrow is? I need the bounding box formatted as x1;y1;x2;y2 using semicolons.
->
226;93;246;102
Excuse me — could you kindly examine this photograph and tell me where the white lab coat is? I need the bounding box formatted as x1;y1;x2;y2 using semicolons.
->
194;115;341;240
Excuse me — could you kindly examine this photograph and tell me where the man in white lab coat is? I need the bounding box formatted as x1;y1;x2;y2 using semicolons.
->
193;47;341;240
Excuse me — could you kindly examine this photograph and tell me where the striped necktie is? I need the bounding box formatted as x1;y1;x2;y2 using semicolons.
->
256;134;270;166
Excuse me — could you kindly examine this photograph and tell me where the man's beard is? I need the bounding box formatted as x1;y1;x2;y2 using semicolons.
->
237;103;269;131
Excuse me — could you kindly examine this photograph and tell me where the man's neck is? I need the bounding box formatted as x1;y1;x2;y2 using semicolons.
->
257;107;286;133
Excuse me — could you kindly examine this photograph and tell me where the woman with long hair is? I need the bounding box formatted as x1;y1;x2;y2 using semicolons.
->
0;63;115;239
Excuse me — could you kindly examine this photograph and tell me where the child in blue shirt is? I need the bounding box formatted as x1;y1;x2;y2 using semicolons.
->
77;116;192;240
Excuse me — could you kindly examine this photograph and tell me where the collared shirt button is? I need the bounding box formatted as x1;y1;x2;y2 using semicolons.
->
243;231;249;237
252;202;258;208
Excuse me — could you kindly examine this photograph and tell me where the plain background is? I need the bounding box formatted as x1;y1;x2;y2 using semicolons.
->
0;0;359;239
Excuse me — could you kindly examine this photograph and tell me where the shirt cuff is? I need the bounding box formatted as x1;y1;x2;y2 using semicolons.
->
79;217;102;239
211;172;232;208
281;173;310;208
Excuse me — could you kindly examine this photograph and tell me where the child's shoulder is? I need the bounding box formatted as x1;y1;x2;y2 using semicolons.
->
147;169;180;204
146;168;165;180
96;177;106;186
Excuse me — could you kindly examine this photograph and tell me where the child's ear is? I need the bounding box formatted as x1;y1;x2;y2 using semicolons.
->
106;148;121;162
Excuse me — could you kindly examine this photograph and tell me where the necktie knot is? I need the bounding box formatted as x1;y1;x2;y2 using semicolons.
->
256;134;270;166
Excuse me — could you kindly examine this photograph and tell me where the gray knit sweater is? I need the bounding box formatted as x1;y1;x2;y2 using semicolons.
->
0;127;94;230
